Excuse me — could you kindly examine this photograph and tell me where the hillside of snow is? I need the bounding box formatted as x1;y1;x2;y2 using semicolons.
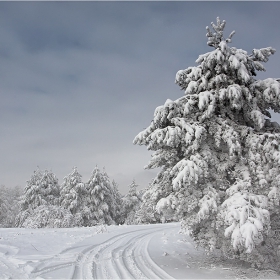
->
0;222;278;279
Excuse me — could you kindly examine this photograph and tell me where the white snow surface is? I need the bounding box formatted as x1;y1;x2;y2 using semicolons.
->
0;222;278;279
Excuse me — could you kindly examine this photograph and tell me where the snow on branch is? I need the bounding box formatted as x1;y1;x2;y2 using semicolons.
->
251;47;276;63
197;186;219;222
171;154;208;190
222;192;270;253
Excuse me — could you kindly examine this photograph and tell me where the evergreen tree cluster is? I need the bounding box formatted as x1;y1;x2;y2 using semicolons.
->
10;167;142;228
134;17;280;270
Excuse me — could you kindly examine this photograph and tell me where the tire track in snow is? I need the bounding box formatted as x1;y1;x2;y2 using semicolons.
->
0;257;29;279
31;232;137;279
130;230;174;279
98;230;152;279
31;261;76;277
71;228;155;279
30;244;89;278
78;225;176;279
30;224;178;279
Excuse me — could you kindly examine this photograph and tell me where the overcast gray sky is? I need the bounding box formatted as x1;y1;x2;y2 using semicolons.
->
1;1;280;193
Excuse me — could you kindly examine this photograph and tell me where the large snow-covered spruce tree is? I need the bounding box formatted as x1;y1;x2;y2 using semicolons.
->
134;18;280;269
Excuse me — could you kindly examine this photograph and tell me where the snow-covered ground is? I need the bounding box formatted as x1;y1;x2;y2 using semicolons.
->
0;222;278;279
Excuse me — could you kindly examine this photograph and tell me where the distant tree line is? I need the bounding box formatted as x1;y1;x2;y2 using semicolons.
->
0;166;148;228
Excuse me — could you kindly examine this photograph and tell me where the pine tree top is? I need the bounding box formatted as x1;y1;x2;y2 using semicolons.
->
206;17;235;48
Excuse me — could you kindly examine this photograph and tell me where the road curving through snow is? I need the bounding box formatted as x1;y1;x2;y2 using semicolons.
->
66;224;177;279
0;223;279;279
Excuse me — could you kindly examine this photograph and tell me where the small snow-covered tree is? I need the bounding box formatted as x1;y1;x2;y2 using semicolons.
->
122;180;142;224
134;17;280;269
102;169;119;222
20;168;60;211
83;166;115;226
111;180;124;224
0;185;23;227
134;184;159;225
16;169;61;227
60;167;85;226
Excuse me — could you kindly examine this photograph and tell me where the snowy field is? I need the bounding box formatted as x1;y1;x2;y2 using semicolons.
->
0;222;278;279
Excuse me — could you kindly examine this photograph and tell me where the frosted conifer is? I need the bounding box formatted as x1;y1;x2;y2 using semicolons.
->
84;166;115;226
60;167;85;225
111;180;124;224
122;179;142;224
16;169;61;227
102;169;119;223
20;169;60;211
134;17;280;269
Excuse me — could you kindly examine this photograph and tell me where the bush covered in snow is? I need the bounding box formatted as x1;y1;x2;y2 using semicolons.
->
19;205;81;228
134;17;280;270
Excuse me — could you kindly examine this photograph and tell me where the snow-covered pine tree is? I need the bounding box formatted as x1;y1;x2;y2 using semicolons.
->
16;168;62;227
102;169;119;223
20;168;60;211
60;167;85;226
122;179;142;224
134;17;280;269
111;180;124;224
83;166;115;226
134;184;159;225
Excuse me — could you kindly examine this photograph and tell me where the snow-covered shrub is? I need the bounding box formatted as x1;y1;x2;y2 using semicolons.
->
20;205;81;228
96;223;108;234
134;17;280;270
0;185;23;227
156;196;178;223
